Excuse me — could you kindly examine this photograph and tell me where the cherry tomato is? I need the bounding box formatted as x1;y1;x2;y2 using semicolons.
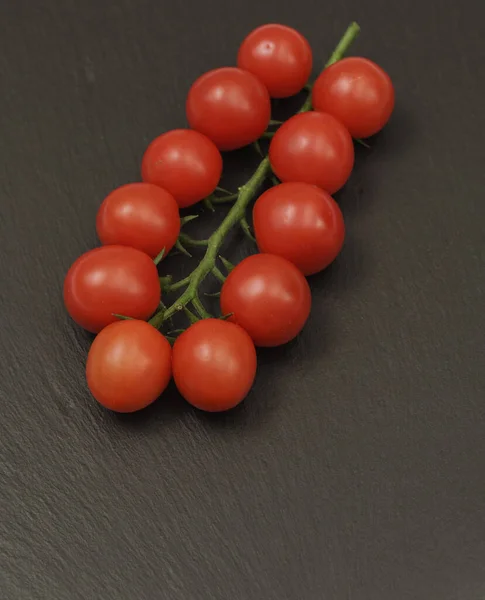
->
269;112;354;194
141;129;222;208
220;254;311;347
172;319;257;412
253;183;345;275
86;320;172;412
96;183;180;259
237;24;312;98
186;67;271;151
312;57;395;139
64;245;161;333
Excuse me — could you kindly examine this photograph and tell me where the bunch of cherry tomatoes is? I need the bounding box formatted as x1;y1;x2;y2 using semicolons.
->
63;23;394;414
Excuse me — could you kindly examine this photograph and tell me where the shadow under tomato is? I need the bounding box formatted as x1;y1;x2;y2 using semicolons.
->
220;144;262;190
335;105;416;218
375;105;416;156
270;90;307;122
333;147;372;217
308;234;369;299
191;362;281;432
193;398;253;429
107;379;189;430
256;335;302;367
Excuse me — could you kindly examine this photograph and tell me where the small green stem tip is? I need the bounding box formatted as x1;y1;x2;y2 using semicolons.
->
113;314;133;320
180;214;199;226
153;247;166;266
175;239;192;258
192;295;212;319
216;186;234;195
240;217;256;242
211;267;226;283
203;196;215;212
219;255;235;273
178;233;209;248
183;306;199;324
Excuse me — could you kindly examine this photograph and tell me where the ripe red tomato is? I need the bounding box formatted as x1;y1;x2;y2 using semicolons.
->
237;24;312;98
172;319;257;412
186;67;271;151
312;57;394;138
253;183;345;275
141;129;222;208
96;183;180;259
86;320;172;412
312;57;395;139
269;112;354;194
64;245;161;333
220;254;311;347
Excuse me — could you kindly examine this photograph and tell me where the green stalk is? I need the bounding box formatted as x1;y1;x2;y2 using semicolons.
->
150;21;360;329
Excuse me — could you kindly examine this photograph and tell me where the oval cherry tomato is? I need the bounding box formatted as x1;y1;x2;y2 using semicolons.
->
186;67;271;151
96;183;180;259
86;320;172;412
237;24;312;98
269;112;354;194
312;57;395;139
172;319;257;412
64;246;160;333
220;254;311;347
253;183;345;275
141;129;222;208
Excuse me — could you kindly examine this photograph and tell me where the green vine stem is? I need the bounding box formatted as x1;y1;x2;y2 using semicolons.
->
149;21;360;329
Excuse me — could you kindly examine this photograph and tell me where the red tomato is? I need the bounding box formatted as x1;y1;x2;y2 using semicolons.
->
312;57;395;139
269;112;354;194
253;183;345;275
141;129;222;208
237;24;312;98
96;183;180;259
86;320;172;412
220;254;311;347
63;246;160;333
186;67;271;151
172;319;257;412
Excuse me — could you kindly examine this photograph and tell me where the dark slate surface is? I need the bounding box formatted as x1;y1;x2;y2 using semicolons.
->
1;0;484;598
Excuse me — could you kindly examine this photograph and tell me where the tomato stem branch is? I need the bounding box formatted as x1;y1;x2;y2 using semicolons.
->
149;21;360;330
